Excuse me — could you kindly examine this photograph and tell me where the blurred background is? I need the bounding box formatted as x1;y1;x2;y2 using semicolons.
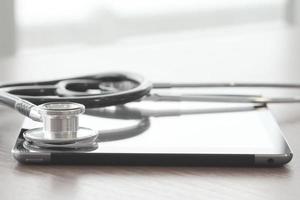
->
0;0;300;83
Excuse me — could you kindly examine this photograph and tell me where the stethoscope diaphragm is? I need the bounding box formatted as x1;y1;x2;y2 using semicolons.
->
23;140;98;151
23;127;98;145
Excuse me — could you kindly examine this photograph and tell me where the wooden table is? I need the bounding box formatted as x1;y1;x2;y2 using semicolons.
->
0;23;300;200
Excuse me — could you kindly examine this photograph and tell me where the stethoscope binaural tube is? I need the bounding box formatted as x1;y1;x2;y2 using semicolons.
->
0;72;152;108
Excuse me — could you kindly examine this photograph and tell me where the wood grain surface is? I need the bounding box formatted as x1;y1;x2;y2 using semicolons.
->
1;24;300;200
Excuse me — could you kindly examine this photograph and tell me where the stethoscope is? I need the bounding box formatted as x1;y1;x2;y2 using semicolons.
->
1;72;300;149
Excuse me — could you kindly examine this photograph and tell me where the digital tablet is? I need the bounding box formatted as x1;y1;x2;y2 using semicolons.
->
12;102;292;166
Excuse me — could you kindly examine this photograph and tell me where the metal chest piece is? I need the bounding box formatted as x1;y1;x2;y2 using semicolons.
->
23;102;98;147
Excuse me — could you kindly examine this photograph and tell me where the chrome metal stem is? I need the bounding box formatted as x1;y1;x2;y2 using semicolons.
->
38;102;85;139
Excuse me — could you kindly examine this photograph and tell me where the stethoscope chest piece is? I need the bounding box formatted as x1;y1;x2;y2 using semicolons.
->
23;102;98;147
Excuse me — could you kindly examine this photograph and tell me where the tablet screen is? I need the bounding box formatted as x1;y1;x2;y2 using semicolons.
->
22;102;290;155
